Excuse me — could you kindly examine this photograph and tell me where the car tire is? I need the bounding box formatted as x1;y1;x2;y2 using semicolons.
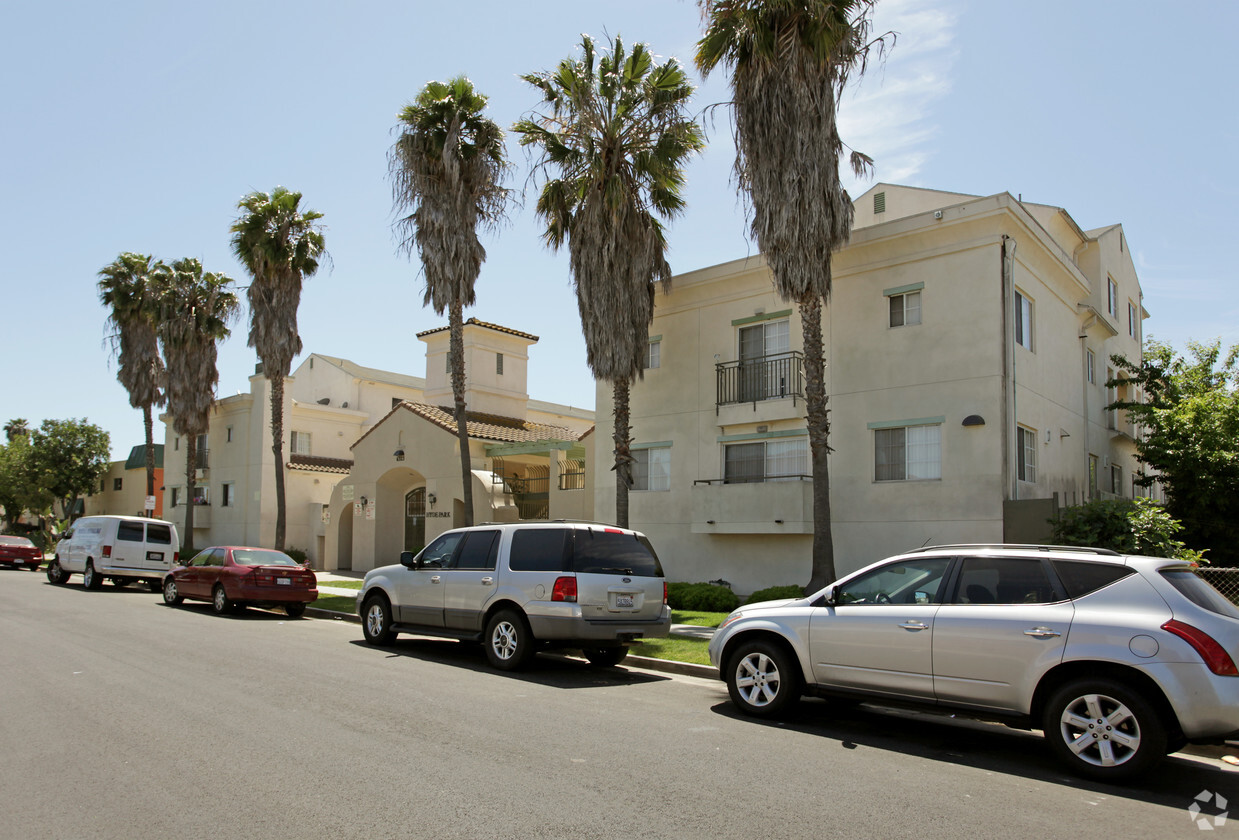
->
725;639;801;718
212;584;234;616
485;609;536;671
83;562;103;591
162;578;183;606
582;647;629;667
1042;677;1167;781
47;559;69;585
361;594;395;645
284;602;307;618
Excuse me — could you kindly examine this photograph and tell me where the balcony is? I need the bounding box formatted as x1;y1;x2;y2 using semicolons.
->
691;476;812;535
715;353;805;426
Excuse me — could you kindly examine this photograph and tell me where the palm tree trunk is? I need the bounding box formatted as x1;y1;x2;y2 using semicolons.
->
613;380;632;529
800;295;836;591
271;375;287;550
183;443;197;554
143;403;155;502
449;300;474;526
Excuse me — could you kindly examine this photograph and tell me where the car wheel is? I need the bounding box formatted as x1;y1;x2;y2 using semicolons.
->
582;647;629;667
47;559;69;585
485;609;535;671
83;562;103;591
162;578;183;606
361;594;396;645
1042;677;1167;781
726;639;801;717
284;602;307;618
212;584;234;615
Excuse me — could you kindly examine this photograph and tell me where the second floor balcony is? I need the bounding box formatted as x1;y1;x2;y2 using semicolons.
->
716;352;804;409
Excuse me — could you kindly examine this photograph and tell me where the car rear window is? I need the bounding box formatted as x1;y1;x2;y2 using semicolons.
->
116;522;145;542
1162;571;1239;620
509;529;569;572
571;530;663;578
232;549;300;567
147;524;173;545
1052;560;1135;599
0;536;34;547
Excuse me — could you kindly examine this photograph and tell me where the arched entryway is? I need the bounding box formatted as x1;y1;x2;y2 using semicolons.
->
405;487;426;553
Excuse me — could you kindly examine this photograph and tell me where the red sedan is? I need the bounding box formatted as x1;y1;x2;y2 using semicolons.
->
161;546;317;617
0;536;43;571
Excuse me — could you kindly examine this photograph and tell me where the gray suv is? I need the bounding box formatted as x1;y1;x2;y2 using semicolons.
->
358;522;671;670
708;544;1239;781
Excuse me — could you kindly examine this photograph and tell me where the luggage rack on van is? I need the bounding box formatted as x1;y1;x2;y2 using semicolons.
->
906;544;1121;556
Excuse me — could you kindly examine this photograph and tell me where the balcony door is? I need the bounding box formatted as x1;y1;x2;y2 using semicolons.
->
738;320;790;402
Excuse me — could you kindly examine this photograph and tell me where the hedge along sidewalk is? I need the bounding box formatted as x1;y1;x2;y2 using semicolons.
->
305;598;718;679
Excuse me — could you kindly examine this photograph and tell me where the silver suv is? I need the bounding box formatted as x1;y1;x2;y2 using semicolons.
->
708;545;1239;781
357;522;670;670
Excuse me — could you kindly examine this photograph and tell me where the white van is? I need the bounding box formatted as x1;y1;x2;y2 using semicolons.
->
47;515;180;591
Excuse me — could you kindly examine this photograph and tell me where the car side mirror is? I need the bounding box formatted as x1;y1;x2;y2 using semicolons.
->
400;551;416;568
818;584;838;607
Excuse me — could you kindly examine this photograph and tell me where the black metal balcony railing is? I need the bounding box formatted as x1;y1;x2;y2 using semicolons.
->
716;352;804;408
694;475;812;486
194;448;209;470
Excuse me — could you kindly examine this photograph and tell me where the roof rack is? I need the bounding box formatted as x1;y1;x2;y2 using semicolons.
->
908;543;1120;557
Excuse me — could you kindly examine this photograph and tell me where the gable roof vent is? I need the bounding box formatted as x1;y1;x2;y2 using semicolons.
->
873;191;886;214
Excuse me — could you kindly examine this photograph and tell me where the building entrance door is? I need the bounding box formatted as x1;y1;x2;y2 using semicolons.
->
405;488;426;554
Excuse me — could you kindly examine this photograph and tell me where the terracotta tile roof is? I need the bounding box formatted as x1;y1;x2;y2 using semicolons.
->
403;402;579;443
287;454;353;474
415;318;538;342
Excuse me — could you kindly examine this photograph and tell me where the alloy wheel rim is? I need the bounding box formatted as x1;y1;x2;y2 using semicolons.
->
736;652;781;707
164;581;177;602
366;604;385;637
1058;692;1141;767
492;621;517;660
214;588;225;611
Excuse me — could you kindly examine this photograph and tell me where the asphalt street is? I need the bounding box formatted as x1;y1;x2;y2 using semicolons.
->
1;569;1235;840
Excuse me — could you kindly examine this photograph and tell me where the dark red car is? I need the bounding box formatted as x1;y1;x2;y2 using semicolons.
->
0;535;42;571
161;546;317;617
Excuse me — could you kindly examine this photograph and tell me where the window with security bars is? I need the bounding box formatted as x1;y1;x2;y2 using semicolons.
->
632;447;670;491
1017;426;1037;483
724;438;808;483
875;425;941;481
889;290;921;327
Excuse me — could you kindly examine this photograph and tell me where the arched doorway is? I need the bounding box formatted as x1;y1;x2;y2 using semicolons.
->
405;487;426;553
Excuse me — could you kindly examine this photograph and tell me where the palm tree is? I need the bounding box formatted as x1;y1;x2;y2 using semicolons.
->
154;258;238;553
515;34;705;528
98;252;166;507
4;419;29;442
389;76;510;527
697;0;887;589
230;188;327;550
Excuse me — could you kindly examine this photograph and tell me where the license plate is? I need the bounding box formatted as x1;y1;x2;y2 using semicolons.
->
615;594;634;609
277;578;291;585
147;551;163;562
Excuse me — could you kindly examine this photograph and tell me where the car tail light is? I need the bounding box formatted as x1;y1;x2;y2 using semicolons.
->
102;545;112;558
1162;619;1239;676
551;576;577;602
173;551;179;565
663;581;668;605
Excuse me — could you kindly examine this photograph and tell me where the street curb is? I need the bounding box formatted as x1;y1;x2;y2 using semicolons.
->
304;607;718;679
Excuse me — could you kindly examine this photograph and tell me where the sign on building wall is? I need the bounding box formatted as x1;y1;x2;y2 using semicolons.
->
341;484;354;502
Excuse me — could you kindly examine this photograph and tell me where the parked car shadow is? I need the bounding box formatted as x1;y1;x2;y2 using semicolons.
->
710;697;1236;801
347;638;669;690
164;602;309;619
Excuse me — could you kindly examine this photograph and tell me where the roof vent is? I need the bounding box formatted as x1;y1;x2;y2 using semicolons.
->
873;191;886;214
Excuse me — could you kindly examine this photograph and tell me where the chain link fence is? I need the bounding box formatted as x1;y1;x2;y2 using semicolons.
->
1197;567;1239;605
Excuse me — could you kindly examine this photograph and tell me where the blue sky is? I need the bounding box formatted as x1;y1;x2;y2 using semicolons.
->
2;0;1236;459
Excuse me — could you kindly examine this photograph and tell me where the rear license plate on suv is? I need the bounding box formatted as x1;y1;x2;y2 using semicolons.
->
614;594;634;609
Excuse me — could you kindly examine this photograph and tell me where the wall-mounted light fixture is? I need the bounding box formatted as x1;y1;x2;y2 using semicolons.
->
359;496;368;507
393;448;405;462
427;492;437;509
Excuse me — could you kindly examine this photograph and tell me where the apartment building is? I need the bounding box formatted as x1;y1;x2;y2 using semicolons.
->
593;184;1147;594
82;444;165;519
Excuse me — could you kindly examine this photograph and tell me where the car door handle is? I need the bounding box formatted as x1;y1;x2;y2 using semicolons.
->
481;577;494;586
430;575;441;584
899;621;929;631
1024;627;1061;638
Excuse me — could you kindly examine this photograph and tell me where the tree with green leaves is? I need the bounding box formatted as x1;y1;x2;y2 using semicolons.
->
155;258;239;553
230;188;327;551
0;432;50;530
697;0;888;589
515;34;705;528
25;418;110;530
1109;338;1239;564
390;77;510;527
98;252;166;507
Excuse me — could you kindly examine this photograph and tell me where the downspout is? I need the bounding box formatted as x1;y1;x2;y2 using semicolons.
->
1079;312;1096;503
1001;235;1017;501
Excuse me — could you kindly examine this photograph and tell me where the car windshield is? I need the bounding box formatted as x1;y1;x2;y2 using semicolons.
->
1162;571;1239;620
231;549;300;567
0;536;35;547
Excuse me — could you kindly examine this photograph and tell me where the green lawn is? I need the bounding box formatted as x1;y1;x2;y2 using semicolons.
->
318;579;364;590
630;637;712;666
671;610;728;627
312;594;358;614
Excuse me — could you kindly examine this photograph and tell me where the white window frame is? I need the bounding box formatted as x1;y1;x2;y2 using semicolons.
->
1014;289;1034;350
1087;349;1095;384
723;436;809;484
644;337;661;370
290;431;312;456
1107;278;1118;316
170;486;181;508
1110;463;1123;496
1127;301;1138;339
221;482;235;508
632;445;671;492
1017;426;1037;483
887;289;922;328
872;422;942;482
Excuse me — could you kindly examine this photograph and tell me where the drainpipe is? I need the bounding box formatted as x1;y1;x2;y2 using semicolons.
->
1079;312;1096;503
1001;235;1017;501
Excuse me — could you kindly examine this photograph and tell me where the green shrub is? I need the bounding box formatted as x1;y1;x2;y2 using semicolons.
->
667;582;740;612
745;585;805;605
1051;497;1207;563
283;546;309;565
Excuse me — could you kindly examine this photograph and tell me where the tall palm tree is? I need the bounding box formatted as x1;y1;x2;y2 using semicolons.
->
697;0;887;589
154;258;238;553
98;252;166;507
4;419;29;442
515;34;705;528
230;188;327;550
389;76;510;527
